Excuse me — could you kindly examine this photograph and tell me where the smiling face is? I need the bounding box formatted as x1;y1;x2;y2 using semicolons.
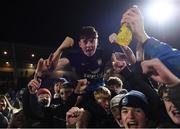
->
0;98;7;111
162;92;180;125
79;38;98;57
120;106;147;129
37;94;51;107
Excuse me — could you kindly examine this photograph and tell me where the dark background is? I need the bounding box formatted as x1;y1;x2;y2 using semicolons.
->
0;0;180;49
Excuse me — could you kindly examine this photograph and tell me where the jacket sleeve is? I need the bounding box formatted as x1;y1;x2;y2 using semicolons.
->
143;37;180;78
22;88;45;119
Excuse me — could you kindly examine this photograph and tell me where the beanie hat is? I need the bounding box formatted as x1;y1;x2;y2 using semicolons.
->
61;81;75;89
37;88;52;98
55;77;68;84
106;76;123;88
119;90;149;117
110;91;127;109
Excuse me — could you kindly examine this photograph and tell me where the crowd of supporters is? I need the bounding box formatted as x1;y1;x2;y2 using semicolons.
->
0;6;180;128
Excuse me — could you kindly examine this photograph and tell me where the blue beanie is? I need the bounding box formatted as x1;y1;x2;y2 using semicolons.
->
55;77;68;83
119;90;149;117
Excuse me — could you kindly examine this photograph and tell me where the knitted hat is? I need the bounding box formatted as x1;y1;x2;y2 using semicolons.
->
110;91;127;109
119;90;149;117
37;88;52;98
55;77;68;84
61;81;75;89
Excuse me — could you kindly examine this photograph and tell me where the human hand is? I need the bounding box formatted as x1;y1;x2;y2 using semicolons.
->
121;5;149;44
74;79;88;94
27;79;41;94
109;33;118;44
34;53;55;79
121;46;136;64
48;36;74;71
109;33;136;64
58;36;74;51
141;58;180;85
112;52;127;73
66;107;84;126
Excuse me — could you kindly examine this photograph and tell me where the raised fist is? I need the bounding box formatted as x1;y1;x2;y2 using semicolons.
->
27;79;41;94
66;107;84;126
109;33;118;44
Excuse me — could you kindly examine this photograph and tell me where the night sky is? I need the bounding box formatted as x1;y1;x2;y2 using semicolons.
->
0;0;180;49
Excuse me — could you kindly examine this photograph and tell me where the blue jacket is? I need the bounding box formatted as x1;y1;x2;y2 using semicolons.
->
144;37;180;78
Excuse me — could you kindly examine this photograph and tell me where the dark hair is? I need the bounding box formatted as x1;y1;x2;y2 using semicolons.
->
158;85;169;98
79;26;98;39
106;76;123;88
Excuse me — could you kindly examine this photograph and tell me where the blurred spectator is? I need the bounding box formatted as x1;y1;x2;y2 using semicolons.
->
0;112;8;128
53;77;67;99
110;89;127;127
106;76;124;97
0;95;20;121
36;88;52;107
158;86;180;127
9;109;26;128
66;86;118;128
23;78;78;127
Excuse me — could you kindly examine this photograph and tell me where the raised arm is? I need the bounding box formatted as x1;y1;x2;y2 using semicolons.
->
141;58;180;86
109;33;136;64
53;36;74;68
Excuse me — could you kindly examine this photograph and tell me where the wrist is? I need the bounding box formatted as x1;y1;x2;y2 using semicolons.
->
58;46;64;52
29;90;37;94
74;89;84;95
168;79;180;87
28;86;38;94
138;33;150;44
34;71;42;79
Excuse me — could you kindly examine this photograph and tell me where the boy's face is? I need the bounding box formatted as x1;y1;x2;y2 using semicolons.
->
162;92;180;125
37;94;51;107
79;38;98;57
0;99;7;111
54;82;62;93
95;97;110;111
109;84;121;94
60;88;73;101
120;106;147;129
111;106;121;120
